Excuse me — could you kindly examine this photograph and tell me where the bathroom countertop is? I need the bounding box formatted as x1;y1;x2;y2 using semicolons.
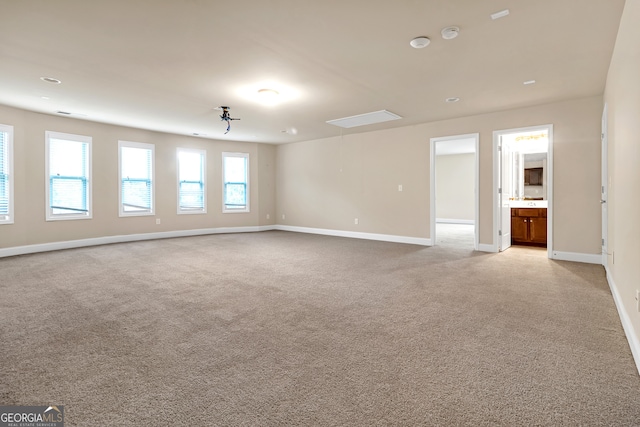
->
510;200;548;208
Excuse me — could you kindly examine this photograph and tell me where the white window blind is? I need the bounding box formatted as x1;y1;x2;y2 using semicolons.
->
119;141;154;216
177;149;206;214
46;131;92;220
0;124;13;224
222;152;249;212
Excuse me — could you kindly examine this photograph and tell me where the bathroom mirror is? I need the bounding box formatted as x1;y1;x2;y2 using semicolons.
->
514;152;547;200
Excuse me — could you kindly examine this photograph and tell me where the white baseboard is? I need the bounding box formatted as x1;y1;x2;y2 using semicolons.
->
436;218;475;225
0;226;276;258
274;225;431;246
0;224;430;257
605;267;640;376
477;244;497;253
551;250;602;264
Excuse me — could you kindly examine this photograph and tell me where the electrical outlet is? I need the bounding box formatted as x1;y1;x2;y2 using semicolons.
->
266;214;270;220
398;184;403;192
282;214;286;220
354;218;359;225
156;219;161;225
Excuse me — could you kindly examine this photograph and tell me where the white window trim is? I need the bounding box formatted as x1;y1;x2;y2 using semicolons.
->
0;124;14;225
177;147;207;215
45;131;92;221
118;140;155;217
222;152;250;213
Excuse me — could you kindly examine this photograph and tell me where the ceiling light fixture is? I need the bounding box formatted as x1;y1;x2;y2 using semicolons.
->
40;77;61;84
258;88;279;97
445;97;460;103
491;9;510;20
237;82;300;106
523;80;536;85
410;36;431;49
256;88;280;106
441;26;460;40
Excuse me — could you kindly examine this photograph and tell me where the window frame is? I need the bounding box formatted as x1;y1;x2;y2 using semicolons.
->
222;152;250;213
177;147;207;215
45;131;92;221
118;140;155;217
0;124;14;225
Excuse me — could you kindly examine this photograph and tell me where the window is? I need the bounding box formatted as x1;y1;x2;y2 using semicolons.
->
0;124;14;224
222;152;249;212
119;141;154;216
177;148;206;214
45;131;92;221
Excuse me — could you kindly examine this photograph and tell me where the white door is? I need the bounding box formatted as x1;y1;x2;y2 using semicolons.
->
500;139;512;251
601;105;608;267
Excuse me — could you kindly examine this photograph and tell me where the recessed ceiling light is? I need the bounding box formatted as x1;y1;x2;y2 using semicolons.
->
491;9;510;20
445;97;460;103
523;80;536;85
441;26;460;40
410;37;431;49
40;77;61;84
41;96;50;100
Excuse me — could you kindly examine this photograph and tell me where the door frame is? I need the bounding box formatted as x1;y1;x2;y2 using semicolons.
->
492;124;554;258
601;103;608;267
430;133;480;250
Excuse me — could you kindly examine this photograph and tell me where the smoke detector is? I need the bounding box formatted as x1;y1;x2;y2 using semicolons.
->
441;26;460;40
410;36;431;49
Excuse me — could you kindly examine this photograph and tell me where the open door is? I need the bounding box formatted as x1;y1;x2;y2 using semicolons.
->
499;138;512;251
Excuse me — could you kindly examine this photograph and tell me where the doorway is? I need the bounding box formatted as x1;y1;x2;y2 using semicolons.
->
493;125;553;258
430;133;479;250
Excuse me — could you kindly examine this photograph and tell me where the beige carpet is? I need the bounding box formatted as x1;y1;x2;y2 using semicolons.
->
1;231;639;426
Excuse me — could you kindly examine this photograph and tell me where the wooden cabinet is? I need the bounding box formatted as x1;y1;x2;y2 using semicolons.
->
511;208;547;246
524;167;543;186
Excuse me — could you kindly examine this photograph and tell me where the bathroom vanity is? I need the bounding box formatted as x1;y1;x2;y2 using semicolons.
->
511;207;547;246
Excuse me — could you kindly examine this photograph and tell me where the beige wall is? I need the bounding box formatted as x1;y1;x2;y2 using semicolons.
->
277;96;603;253
1;95;603;256
0;105;276;249
604;0;640;362
435;153;475;221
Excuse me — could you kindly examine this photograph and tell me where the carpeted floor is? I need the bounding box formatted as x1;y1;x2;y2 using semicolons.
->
1;231;639;426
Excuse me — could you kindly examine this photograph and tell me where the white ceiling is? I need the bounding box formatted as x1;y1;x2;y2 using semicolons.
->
0;0;625;144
